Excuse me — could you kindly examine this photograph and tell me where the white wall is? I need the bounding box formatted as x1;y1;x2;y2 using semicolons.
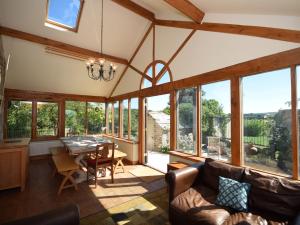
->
29;140;63;156
2;36;125;97
104;136;139;164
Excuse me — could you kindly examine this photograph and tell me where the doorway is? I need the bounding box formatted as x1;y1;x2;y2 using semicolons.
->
144;94;170;173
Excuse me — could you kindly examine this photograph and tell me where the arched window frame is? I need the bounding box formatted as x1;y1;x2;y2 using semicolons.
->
139;60;173;90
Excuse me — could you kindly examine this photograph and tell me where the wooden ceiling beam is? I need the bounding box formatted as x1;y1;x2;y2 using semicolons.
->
111;0;155;21
164;0;204;23
129;65;152;82
0;26;128;65
155;20;300;43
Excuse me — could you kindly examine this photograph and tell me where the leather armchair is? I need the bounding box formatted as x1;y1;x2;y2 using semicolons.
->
2;204;80;225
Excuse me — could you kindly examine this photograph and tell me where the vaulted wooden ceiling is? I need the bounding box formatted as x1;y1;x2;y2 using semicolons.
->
0;0;299;97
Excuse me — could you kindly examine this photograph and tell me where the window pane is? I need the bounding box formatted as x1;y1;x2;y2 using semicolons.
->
157;72;170;85
176;88;197;154
107;103;113;134
155;63;164;75
65;101;86;135
87;102;105;135
7;101;32;138
297;66;300;175
114;102;119;136
37;102;58;136
123;100;129;138
143;79;152;89
201;81;231;162
243;68;292;176
47;0;81;28
146;66;153;78
130;98;139;141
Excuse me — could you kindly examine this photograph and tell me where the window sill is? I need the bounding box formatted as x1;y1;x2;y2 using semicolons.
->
102;134;139;144
169;150;205;163
31;136;60;142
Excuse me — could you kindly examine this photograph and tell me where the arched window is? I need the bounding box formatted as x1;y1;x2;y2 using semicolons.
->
140;60;172;90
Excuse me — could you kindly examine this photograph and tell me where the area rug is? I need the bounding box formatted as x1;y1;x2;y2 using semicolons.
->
129;166;165;183
80;188;169;225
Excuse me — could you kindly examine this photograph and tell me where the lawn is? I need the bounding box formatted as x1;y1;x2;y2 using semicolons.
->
244;136;270;147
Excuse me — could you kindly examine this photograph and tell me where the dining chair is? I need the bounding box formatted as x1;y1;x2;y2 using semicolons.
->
86;143;115;187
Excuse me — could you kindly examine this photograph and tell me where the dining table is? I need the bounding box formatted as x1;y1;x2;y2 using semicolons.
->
60;136;127;183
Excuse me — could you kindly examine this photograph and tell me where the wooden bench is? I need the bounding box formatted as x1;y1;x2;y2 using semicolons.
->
50;146;67;156
52;154;79;195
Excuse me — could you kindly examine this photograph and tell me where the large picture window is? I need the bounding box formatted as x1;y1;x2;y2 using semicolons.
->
114;101;119;136
130;98;139;141
176;88;197;154
37;102;58;137
107;103;113;134
242;68;292;176
122;100;129;138
201;81;231;161
87;102;105;135
65;101;86;135
7;101;32;138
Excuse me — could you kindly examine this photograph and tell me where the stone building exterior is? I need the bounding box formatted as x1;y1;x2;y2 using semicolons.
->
146;111;170;151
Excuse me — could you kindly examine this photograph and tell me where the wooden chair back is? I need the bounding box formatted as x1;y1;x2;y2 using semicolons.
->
95;142;115;166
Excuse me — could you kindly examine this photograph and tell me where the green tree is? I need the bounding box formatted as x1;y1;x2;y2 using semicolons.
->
7;101;32;138
37;103;58;136
87;103;105;134
269;112;292;173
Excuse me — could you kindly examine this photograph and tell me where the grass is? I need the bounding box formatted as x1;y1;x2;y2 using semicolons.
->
244;136;270;147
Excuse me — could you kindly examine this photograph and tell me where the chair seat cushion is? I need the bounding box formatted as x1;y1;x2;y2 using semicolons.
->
87;158;111;166
223;212;288;225
170;185;231;225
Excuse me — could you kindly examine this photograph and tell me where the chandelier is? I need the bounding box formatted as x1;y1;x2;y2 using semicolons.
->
86;0;117;81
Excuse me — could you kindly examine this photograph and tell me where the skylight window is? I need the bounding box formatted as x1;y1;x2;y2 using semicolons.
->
46;0;84;32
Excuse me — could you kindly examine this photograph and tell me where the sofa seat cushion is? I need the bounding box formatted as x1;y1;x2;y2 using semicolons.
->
170;185;231;225
222;212;288;225
203;158;245;191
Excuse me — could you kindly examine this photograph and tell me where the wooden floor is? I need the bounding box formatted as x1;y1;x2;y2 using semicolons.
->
0;158;166;224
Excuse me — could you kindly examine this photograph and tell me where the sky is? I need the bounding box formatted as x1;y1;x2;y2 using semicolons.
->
48;0;80;28
144;67;297;115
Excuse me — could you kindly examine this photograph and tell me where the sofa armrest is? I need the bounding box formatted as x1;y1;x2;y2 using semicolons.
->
165;162;204;202
293;213;300;225
2;204;80;225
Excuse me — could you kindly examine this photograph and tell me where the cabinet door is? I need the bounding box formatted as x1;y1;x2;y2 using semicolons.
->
0;151;21;190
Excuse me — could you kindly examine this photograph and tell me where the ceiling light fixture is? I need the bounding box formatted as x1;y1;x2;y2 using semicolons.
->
86;0;117;81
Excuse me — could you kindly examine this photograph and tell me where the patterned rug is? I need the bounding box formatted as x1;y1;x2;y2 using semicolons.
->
80;188;169;225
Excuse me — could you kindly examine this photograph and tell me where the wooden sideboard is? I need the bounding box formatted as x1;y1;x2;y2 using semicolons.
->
0;138;30;191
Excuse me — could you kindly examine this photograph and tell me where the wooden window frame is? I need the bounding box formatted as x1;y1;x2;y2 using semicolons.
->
140;60;173;90
4;89;105;141
45;0;84;33
107;45;300;179
105;98;139;144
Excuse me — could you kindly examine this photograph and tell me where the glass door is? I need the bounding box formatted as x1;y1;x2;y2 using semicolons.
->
144;94;170;173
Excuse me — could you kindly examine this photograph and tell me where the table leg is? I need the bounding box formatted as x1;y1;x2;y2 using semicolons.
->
74;153;87;183
114;158;125;174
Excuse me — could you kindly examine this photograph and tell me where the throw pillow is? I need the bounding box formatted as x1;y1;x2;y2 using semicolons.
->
216;176;251;212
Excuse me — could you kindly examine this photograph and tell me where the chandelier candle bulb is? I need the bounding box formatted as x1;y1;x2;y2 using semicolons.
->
99;58;105;65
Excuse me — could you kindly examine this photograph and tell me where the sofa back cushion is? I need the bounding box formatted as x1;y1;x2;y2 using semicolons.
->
243;169;300;219
203;158;245;191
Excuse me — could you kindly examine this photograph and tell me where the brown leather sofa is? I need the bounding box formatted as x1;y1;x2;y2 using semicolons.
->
2;204;80;225
166;158;300;225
